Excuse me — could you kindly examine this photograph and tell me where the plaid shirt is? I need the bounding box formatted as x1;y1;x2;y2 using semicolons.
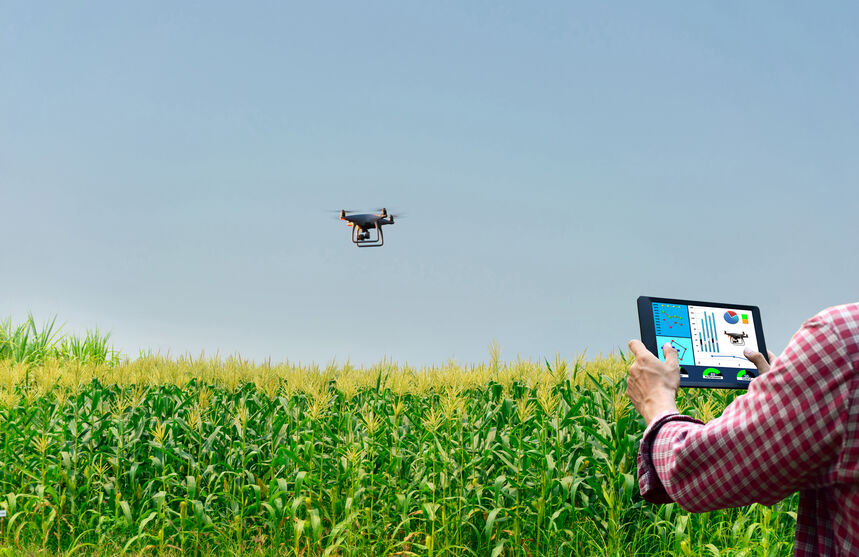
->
638;303;859;557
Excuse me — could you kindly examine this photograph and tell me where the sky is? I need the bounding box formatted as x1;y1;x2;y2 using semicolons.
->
2;1;857;367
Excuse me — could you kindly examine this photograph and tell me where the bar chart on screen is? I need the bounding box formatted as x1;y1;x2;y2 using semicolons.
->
693;310;720;353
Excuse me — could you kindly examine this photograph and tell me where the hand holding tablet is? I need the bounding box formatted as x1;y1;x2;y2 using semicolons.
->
637;296;769;389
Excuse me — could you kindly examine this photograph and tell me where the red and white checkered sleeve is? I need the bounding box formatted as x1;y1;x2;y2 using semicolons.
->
637;412;704;503
640;307;855;512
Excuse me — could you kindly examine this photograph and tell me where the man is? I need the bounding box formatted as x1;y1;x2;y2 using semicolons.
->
626;303;859;556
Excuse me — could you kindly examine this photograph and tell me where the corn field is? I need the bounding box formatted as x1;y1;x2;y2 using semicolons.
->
0;318;797;556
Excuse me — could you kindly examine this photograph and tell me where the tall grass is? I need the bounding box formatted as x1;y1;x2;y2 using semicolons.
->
0;314;120;367
0;340;797;556
0;314;63;365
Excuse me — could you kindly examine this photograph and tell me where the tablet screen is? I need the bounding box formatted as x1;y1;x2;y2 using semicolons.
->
652;301;760;370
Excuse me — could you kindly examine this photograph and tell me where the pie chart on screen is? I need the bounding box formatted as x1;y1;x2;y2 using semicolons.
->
724;311;739;324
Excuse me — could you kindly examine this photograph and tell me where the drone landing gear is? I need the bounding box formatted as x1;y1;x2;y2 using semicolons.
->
352;223;384;247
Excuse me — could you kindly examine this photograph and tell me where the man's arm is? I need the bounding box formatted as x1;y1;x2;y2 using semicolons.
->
629;308;856;511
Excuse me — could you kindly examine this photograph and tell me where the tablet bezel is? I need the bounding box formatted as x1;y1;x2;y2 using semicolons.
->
637;295;768;389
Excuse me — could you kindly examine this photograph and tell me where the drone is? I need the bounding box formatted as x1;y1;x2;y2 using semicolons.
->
723;330;749;346
339;208;397;247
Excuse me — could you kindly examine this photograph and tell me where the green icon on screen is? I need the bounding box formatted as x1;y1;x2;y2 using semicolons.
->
703;368;721;378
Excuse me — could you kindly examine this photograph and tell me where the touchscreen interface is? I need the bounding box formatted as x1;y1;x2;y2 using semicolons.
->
651;302;759;371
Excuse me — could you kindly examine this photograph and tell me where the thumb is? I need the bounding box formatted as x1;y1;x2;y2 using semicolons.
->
743;348;771;374
662;342;679;368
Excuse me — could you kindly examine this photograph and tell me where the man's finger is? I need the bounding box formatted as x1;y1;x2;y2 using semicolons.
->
767;350;778;363
662;342;679;368
628;339;649;357
743;348;771;373
743;348;763;364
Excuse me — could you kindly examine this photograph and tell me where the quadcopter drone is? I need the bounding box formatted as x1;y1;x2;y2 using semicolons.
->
723;330;749;346
339;208;397;247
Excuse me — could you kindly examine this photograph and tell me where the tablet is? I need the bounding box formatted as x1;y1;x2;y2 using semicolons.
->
637;296;768;389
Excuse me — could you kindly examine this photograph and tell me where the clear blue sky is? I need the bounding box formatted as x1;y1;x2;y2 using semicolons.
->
2;2;857;366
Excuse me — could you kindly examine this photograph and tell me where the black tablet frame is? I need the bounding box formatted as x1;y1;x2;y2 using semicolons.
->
637;295;768;389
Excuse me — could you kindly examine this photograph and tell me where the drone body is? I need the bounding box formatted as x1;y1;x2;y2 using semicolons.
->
339;208;396;247
724;330;749;346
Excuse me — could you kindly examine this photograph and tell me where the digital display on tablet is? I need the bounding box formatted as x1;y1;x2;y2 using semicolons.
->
652;302;760;369
638;296;768;389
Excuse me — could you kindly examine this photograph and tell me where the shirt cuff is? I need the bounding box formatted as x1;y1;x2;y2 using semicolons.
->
638;412;704;504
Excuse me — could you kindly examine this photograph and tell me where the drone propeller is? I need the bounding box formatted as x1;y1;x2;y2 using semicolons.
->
328;208;402;222
328;209;360;220
374;208;403;220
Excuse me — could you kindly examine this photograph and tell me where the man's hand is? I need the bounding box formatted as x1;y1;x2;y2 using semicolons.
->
627;340;681;426
743;348;778;375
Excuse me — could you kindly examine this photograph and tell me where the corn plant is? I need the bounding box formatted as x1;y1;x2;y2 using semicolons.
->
0;345;797;556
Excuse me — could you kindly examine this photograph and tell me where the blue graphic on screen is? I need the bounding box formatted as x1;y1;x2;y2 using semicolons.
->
652;303;691;337
655;336;695;366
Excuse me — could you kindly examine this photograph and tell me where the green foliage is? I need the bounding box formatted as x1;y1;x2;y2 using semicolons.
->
0;315;119;367
0;354;797;556
0;314;62;365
